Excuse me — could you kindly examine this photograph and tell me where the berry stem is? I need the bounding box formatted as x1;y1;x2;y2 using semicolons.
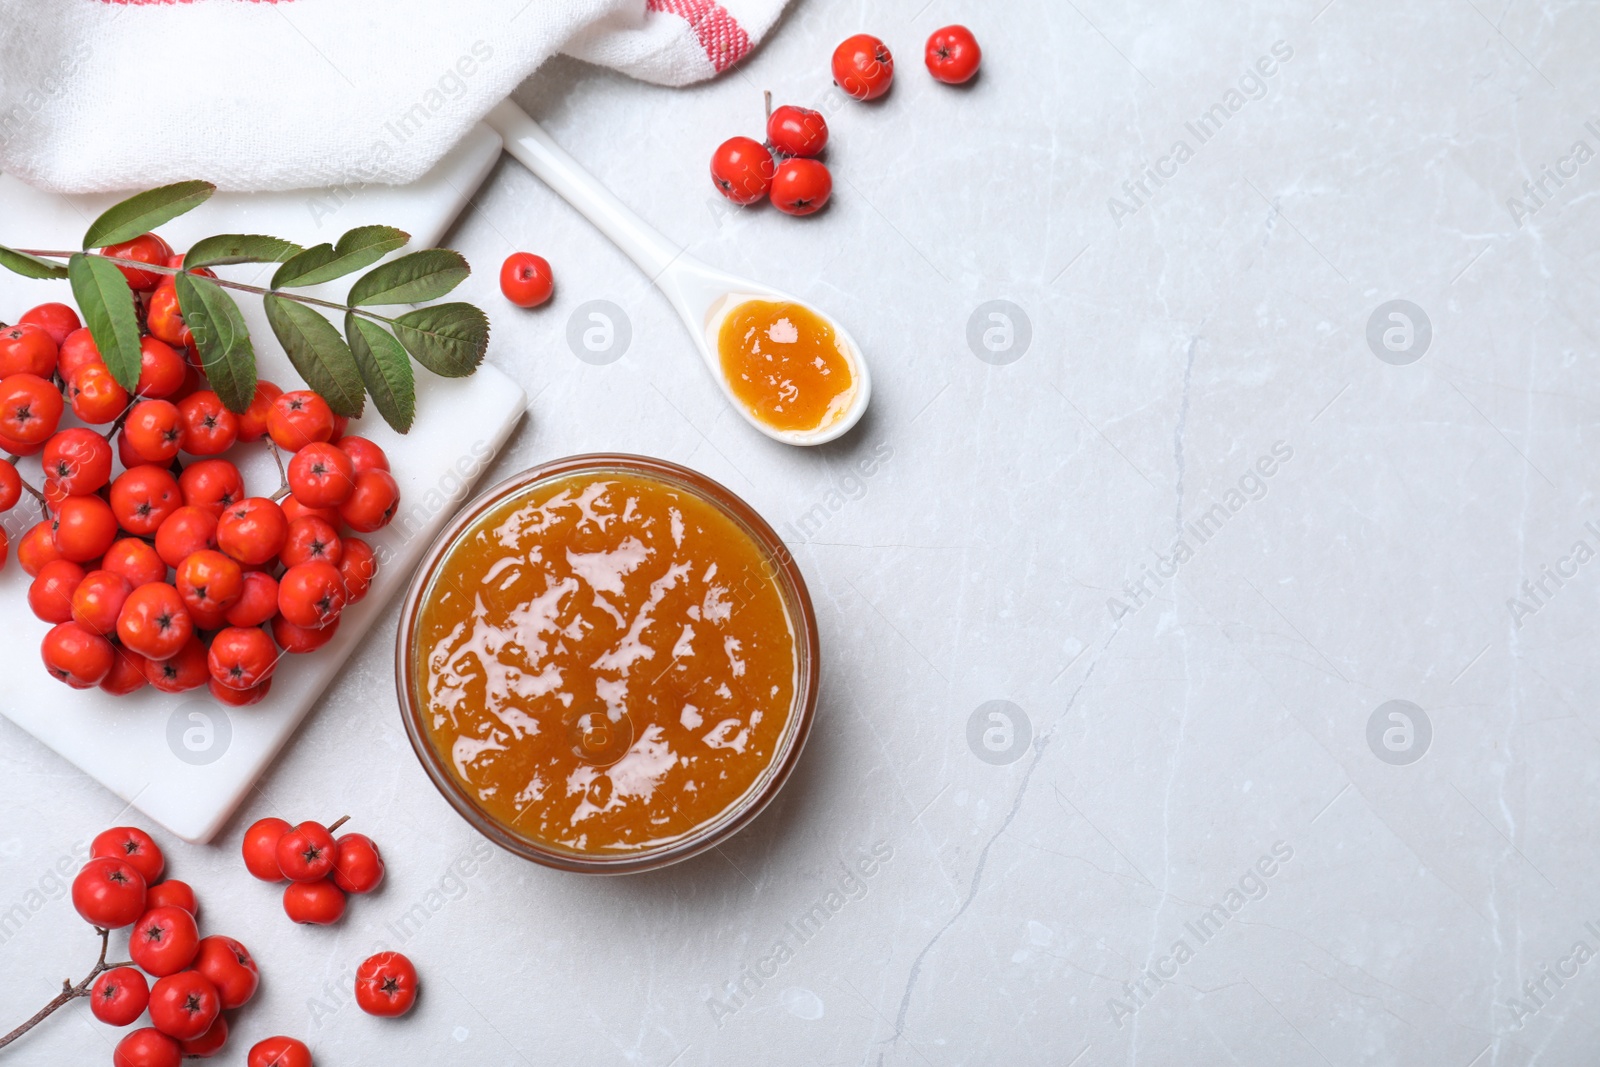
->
101;405;133;444
14;251;406;327
327;815;350;834
0;927;128;1052
764;89;773;123
268;441;288;495
6;454;49;511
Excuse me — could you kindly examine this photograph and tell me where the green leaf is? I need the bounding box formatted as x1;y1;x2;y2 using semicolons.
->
0;245;68;280
263;295;365;418
182;234;302;268
175;272;257;413
346;314;416;434
67;254;143;391
391;303;489;378
271;225;410;288
83;181;215;250
347;249;469;306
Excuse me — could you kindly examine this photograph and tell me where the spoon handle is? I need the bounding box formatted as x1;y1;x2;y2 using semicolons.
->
486;101;681;279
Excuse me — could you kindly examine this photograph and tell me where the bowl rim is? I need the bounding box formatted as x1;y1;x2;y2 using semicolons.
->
393;453;820;875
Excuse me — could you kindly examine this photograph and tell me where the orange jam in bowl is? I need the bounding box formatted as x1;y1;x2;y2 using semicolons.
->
396;455;818;874
716;299;856;433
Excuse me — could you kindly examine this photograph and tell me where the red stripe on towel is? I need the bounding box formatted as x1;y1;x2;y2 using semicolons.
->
645;0;751;72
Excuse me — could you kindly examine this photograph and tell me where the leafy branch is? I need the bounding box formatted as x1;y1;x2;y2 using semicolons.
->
0;182;489;434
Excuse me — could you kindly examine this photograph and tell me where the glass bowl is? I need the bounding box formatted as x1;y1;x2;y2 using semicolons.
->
394;454;819;875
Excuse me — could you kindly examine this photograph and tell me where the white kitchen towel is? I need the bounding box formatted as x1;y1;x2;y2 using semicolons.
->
0;0;786;194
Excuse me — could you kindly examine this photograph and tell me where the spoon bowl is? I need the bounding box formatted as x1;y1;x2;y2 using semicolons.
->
486;101;870;446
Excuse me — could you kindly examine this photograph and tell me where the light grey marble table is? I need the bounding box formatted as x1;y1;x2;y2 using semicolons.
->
4;1;1599;1064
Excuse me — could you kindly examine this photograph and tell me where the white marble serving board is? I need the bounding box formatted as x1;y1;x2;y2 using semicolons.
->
0;123;526;843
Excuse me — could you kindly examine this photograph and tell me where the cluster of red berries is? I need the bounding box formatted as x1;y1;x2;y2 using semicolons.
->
711;102;833;217
68;825;313;1067
709;25;982;215
0;243;401;704
240;816;391;932
240;817;417;1015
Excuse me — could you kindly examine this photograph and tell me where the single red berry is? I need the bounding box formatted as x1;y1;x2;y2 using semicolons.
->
217;497;289;566
176;391;239;456
42;620;115;688
100;649;151;696
283;879;346;925
146;277;191;349
136;336;187;399
208;626;279;690
178;458;245;515
99;828;169;881
337;469;400;533
148;970;220;1041
771;157;833;216
710;136;776;205
276;821;337;882
241;817;291;881
925;24;981;84
338;538;377;602
101;233;174;291
331;833;385;894
280;516;342;568
145;879;196;916
0;322;58;378
72;570;134;636
53;493;119;561
288;442;356;508
194;935;259;1009
123;399;184;465
225;571;280;628
355;951;418;1017
144;636;210;693
155;506;219;569
117;582;194;661
72;856;147;927
499;252;555;308
0;373;64;445
247;1036;312;1067
767;105;829;157
833;33;895;100
337;435;389;474
129;905;200;977
187;601;230;633
0;457;20;512
18;521;63;576
56;328;101;379
235;380;283;443
277;561;347;629
29;559;86;624
43;427;114;495
92;966;151;1026
209;675;272;705
267;391;334;451
68;362;131;425
178;1015;228;1059
113;1026;182;1067
272;613;339;654
176;550;245;615
110;465;184;537
18;302;81;347
281;496;341;528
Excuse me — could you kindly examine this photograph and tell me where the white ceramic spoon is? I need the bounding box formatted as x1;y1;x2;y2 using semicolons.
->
486;101;870;446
